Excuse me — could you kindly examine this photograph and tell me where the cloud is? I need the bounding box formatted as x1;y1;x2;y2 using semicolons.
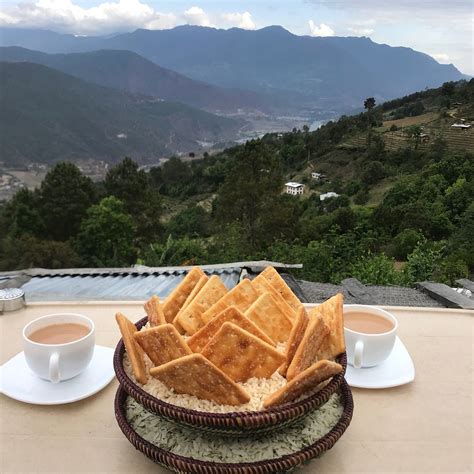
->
183;6;211;27
431;53;451;63
0;0;177;34
0;1;256;34
221;12;255;30
308;20;334;37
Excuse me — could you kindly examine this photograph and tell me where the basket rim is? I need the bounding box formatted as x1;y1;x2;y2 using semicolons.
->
114;380;354;472
113;315;347;421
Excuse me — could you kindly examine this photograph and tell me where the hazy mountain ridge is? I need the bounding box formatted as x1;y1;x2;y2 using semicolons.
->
0;25;466;114
0;61;242;166
0;46;272;114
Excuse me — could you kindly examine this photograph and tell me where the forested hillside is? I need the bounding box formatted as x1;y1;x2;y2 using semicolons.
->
0;62;242;166
1;79;473;286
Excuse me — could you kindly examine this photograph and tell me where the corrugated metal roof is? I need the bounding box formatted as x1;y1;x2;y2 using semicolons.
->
0;261;302;302
20;268;241;302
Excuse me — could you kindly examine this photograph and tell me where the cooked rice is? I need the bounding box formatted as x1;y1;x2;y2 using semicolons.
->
124;354;287;412
125;392;344;463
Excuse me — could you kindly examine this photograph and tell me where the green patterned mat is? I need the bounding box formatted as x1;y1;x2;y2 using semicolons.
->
126;393;343;464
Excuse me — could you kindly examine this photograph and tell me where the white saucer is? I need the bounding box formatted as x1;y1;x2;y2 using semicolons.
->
0;345;115;404
345;336;415;389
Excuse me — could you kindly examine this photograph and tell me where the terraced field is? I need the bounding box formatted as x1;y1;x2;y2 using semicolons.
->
341;124;473;152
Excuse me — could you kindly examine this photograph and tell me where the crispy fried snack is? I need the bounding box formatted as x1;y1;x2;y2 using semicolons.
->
180;274;209;313
279;306;309;377
260;266;302;313
172;274;209;334
201;323;285;382
149;354;250;406
115;312;147;384
251;273;296;320
286;313;329;381
263;360;343;408
134;324;192;367
162;267;206;323
244;293;293;343
144;295;166;327
201;279;259;325
187;306;274;352
176;275;227;335
309;293;345;360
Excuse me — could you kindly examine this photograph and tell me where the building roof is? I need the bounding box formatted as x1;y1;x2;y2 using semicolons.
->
320;192;339;200
0;261;300;302
0;261;471;308
285;182;304;188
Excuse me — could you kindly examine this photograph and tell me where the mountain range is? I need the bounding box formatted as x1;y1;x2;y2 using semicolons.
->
0;25;466;113
0;62;241;166
0;47;271;114
0;25;468;167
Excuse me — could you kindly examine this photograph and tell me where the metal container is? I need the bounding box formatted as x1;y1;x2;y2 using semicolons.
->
0;288;25;313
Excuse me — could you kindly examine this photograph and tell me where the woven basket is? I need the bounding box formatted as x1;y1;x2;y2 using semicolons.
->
115;380;353;473
114;316;347;436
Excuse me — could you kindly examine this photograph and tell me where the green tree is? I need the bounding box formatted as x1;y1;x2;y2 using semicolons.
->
364;97;376;147
350;253;400;285
402;237;444;285
0;235;80;271
407;125;422;149
39;162;96;241
361;161;387;185
74;196;136;266
105;158;162;243
392;229;424;260
0;188;44;239
167;206;211;238
215;140;297;251
141;235;208;266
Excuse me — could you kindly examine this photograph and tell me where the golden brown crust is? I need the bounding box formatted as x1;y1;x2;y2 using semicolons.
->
201;323;285;382
162;267;206;323
172;274;209;335
115;312;147;384
187;306;275;353
286;313;329;381
201;279;259;325
251;274;297;320
134;324;192;367
263;360;343;408
244;293;293;343
176;275;228;335
149;354;251;406
144;295;166;327
279;306;309;377
260;266;303;313
309;293;345;360
180;274;209;313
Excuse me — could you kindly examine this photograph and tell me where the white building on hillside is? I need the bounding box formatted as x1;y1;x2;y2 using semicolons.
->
285;182;305;196
320;192;339;201
451;123;471;129
311;172;326;180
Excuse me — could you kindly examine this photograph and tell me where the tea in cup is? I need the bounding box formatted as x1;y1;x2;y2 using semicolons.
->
344;305;397;368
22;313;95;383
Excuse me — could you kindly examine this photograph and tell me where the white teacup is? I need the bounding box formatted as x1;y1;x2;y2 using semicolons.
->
344;305;397;368
22;313;95;383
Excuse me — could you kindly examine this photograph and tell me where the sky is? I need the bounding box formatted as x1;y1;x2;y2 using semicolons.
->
0;0;473;75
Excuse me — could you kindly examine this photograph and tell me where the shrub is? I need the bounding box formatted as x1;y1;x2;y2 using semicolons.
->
350;253;401;285
393;229;424;260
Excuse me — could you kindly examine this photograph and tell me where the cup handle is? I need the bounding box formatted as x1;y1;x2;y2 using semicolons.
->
49;352;60;384
354;340;364;369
